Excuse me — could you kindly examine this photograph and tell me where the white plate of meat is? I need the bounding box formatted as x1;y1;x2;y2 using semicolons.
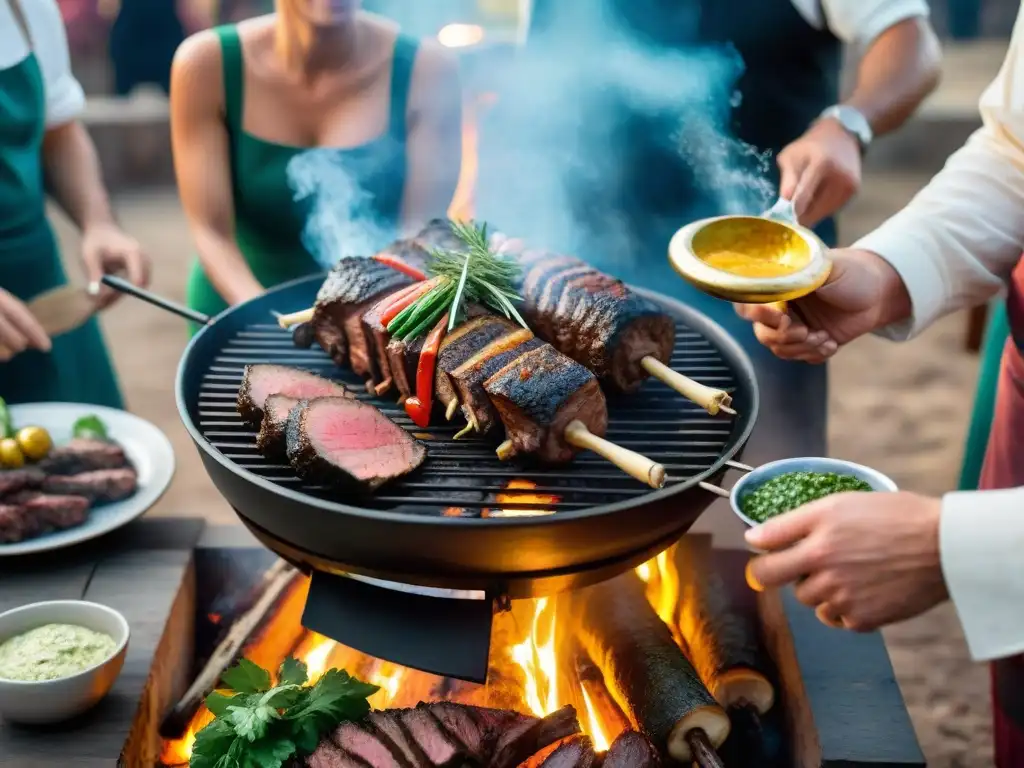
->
0;403;175;556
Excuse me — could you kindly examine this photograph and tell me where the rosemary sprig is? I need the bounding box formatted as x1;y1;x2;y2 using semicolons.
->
385;220;528;341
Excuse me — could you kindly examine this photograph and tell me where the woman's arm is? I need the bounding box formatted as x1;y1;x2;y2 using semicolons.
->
41;122;116;234
170;31;264;306
400;41;463;232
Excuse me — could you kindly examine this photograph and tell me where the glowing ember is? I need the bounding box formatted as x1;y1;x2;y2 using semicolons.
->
485;478;559;517
438;23;486;48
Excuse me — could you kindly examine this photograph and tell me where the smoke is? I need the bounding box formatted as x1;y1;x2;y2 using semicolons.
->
287;149;395;270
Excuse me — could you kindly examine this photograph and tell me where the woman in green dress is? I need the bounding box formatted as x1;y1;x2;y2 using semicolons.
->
170;0;463;324
0;0;150;407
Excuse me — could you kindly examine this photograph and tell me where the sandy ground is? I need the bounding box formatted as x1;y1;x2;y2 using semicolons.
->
47;173;989;765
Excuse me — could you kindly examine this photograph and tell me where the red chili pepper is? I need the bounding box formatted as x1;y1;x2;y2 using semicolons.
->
373;252;427;281
380;277;440;327
404;312;449;428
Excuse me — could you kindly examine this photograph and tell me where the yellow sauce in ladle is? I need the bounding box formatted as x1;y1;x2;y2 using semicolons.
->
691;217;812;278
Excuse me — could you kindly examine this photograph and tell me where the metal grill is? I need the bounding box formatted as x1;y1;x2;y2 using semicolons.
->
195;320;739;516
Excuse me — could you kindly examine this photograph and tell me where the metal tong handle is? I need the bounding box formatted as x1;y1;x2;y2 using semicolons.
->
100;274;212;326
698;459;753;498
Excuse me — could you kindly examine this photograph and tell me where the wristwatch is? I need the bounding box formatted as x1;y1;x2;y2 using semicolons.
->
818;105;873;154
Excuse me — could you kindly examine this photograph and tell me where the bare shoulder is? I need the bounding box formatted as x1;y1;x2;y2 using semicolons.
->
172;29;223;95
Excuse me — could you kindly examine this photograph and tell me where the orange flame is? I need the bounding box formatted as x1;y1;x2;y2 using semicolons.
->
486;478;558;518
448;96;480;222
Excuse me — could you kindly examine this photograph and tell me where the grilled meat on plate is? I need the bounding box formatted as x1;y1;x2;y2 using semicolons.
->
285;397;426;491
237;364;350;429
0;468;44;496
8;492;90;532
256;394;300;460
0;504;41;543
40;438;128;475
514;247;676;393
484;345;607;464
42;468;138;505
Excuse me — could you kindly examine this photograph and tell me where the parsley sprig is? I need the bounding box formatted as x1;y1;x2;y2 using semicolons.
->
189;657;378;768
385;220;528;341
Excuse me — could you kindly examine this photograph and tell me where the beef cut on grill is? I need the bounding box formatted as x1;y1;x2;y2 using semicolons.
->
601;730;661;768
41;468;138;505
512;248;676;394
257;394;301;460
484;345;607;464
40;437;129;475
286;397;426;491
306;703;580;768
237;364;351;429
533;735;598;768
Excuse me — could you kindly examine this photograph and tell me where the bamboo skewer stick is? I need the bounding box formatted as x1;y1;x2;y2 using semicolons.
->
277;308;314;328
564;420;666;489
641;357;735;416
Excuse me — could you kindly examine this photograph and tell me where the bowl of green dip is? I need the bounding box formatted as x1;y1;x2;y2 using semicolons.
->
730;456;898;530
0;600;129;724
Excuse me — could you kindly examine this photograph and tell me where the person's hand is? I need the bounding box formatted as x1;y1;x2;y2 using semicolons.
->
0;288;51;362
734;248;911;363
80;222;151;309
777;117;862;227
745;491;948;631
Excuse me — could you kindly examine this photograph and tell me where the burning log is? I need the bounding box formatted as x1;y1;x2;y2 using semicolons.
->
160;560;298;737
574;654;631;739
674;538;775;715
569;572;730;767
602;730;662;768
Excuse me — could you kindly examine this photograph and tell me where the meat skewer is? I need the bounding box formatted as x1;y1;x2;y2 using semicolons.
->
277;220;735;415
568;572;731;767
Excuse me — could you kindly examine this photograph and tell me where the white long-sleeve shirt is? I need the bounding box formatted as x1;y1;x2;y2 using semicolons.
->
855;11;1024;664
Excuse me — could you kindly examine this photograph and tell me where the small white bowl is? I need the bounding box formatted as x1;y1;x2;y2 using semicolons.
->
730;456;898;529
0;600;129;724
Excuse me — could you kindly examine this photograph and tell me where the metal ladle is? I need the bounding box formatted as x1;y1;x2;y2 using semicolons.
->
667;198;832;310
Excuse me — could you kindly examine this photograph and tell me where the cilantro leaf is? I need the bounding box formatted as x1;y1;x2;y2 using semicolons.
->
278;657;307;687
227;702;277;742
221;658;272;694
243;736;297;768
190;719;238;768
206;691;241;718
287;669;378;728
262;686;304;711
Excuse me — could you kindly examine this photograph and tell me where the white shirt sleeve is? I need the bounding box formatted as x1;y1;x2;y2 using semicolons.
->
792;0;930;45
17;0;86;127
854;17;1024;340
941;488;1024;661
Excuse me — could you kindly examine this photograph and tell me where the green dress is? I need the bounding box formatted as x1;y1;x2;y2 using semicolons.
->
0;53;123;408
185;25;418;328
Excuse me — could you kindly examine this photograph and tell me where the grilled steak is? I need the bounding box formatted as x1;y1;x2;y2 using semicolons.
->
450;329;543;435
42;468;138;505
532;735;597;768
434;316;518;417
0;468;44;496
9;492;89;531
237;364;350;429
257;394;301;460
331;722;410;768
312;257;415;373
514;247;676;393
360;284;425;396
601;730;661;768
484;345;608;464
492;705;581;768
40;438;128;475
397;707;465;766
306;741;371;768
286;397;426;491
0;504;41;543
367;710;430;766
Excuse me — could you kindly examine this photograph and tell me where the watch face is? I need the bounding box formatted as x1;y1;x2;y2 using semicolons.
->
828;106;871;147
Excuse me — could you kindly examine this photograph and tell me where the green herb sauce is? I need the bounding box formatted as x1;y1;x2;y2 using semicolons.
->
0;624;116;682
741;471;872;523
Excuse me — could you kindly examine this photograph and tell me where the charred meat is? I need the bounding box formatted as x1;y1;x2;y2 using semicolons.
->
256;394;301;460
514;248;676;393
237;364;350;429
602;730;661;768
484;345;607;464
533;735;598;768
433;315;520;422
285;397;426;491
41;468;138;505
0;504;41;543
39;437;128;475
0;468;44;496
312;257;416;373
8;491;90;532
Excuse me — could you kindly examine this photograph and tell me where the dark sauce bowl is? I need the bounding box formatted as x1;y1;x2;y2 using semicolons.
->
730;457;899;533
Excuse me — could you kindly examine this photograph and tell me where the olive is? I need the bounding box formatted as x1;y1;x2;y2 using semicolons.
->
16;426;52;461
0;438;25;469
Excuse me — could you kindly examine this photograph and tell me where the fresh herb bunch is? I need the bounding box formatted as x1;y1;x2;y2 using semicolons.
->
189;657;378;768
386;220;528;341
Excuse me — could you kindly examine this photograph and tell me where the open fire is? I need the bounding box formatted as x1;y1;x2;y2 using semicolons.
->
159;548;688;767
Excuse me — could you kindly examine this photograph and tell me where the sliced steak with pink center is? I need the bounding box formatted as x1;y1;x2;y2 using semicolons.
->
396;707;465;766
491;705;581;768
286;397;426;491
257;394;301;460
305;741;371;768
237;364;350;429
331;722;411;768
